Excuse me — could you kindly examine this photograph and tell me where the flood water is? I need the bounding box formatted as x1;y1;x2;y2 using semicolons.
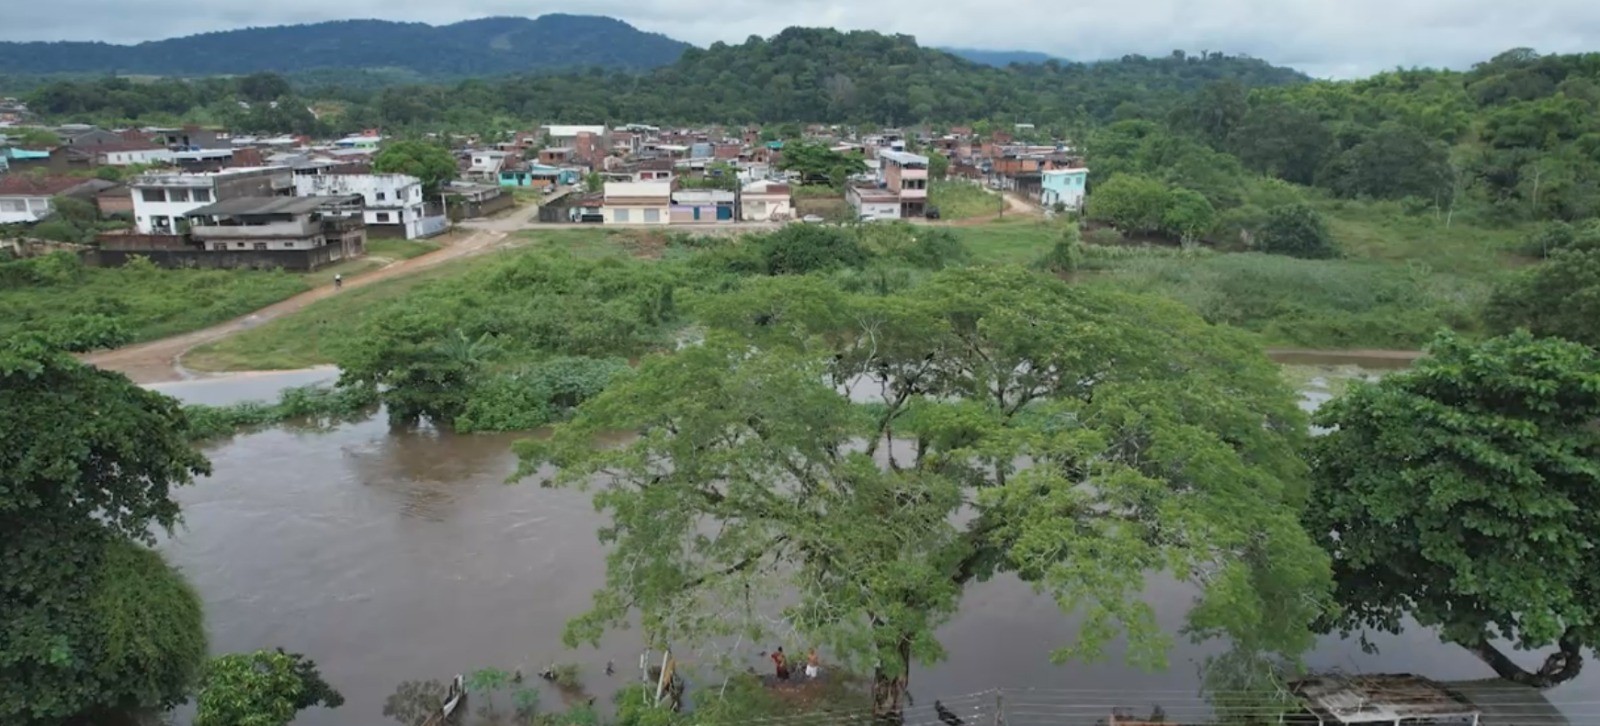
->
151;367;1591;725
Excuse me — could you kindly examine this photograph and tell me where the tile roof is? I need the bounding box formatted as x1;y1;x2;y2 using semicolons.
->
0;175;94;196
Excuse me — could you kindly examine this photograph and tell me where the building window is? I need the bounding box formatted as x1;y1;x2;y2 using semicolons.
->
614;208;631;223
643;208;660;223
375;212;390;222
140;189;164;202
0;199;26;213
376;191;386;201
167;189;189;203
236;243;248;249
193;189;212;202
253;243;267;251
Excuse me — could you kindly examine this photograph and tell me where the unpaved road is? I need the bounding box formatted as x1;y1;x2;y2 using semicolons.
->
82;229;508;385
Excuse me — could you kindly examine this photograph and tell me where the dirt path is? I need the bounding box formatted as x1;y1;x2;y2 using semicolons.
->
82;229;508;385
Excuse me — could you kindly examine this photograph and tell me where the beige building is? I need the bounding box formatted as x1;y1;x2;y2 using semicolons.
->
739;180;793;222
602;181;671;225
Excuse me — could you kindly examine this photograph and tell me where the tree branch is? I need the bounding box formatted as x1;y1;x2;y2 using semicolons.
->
1465;628;1585;689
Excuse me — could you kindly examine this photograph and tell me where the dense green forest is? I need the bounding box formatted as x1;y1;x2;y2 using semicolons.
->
0;15;688;77
17;28;1304;130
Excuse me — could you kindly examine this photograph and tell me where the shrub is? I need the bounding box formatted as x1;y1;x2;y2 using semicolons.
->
1256;203;1339;259
758;224;869;275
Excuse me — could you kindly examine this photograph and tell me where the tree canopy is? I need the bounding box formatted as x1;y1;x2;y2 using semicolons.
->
372;140;457;195
1484;244;1600;347
1307;332;1600;688
196;649;344;726
517;267;1330;718
0;331;211;724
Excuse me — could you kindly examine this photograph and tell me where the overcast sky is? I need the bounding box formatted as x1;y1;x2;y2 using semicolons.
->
4;0;1598;79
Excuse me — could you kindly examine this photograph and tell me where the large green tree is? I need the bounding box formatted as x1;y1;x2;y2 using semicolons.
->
373;140;457;195
196;649;344;726
1255;203;1338;259
518;268;1330;719
1307;332;1600;688
0;331;211;725
1484;246;1600;347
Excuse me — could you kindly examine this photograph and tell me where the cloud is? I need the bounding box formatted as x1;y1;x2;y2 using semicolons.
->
3;0;1598;79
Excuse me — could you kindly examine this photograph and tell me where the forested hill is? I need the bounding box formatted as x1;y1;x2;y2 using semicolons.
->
390;29;1308;126
21;27;1310;129
0;14;691;76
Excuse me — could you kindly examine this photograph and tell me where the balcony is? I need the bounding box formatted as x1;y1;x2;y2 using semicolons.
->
901;168;929;180
190;218;318;240
899;187;928;200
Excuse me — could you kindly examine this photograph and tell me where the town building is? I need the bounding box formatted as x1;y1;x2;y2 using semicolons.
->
441;180;514;219
499;163;579;189
601;181;671;225
186;196;367;268
1039;168;1089;211
669;189;736;223
0;176;115;224
293;172;440;239
739;180;793;222
541;125;609;148
878;150;929;217
130;167;293;234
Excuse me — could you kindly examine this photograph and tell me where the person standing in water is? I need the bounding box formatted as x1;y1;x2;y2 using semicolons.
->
805;648;820;679
771;647;790;680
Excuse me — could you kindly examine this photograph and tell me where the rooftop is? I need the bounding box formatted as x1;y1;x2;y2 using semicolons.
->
187;195;362;217
0;175;100;196
879;150;930;166
1291;674;1480;725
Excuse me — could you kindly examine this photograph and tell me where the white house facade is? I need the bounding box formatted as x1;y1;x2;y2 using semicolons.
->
292;173;436;239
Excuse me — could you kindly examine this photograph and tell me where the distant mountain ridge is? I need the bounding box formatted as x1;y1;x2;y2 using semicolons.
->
0;14;692;76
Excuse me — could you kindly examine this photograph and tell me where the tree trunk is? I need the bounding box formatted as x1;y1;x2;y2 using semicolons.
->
872;637;914;724
1466;629;1584;688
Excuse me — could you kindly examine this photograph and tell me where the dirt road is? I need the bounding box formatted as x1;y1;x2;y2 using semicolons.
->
82;229;508;385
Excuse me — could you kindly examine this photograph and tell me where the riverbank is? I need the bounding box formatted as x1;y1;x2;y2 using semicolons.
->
79;230;506;384
81;203;1512;381
141;368;1592;726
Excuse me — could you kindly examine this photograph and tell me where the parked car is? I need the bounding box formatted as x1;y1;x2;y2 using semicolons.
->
801;214;825;223
925;206;942;220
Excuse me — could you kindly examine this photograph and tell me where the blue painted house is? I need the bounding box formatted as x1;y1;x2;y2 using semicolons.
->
1040;167;1089;210
500;163;579;188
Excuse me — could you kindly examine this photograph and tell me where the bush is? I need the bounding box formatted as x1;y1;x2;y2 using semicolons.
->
758;224;869;275
1085;227;1125;246
1256;203;1339;259
456;357;631;433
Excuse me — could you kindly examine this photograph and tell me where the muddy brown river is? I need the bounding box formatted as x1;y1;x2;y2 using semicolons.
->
148;368;1591;725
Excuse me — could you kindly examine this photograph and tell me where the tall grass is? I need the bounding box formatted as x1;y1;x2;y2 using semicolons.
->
0;253;309;344
1087;253;1485;348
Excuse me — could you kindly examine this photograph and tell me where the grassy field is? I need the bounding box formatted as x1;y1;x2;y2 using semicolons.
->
929;180;1003;221
171;195;1541;372
1;254;310;344
949;218;1065;264
184;251;499;372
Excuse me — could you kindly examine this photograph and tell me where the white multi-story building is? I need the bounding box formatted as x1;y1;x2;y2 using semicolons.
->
292;173;435;239
130;167;293;234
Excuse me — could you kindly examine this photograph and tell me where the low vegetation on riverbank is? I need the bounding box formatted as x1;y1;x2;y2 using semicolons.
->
0;253;309;344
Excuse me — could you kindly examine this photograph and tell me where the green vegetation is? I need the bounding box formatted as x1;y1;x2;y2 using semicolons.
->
1485;242;1600;347
372;140;457;195
520;267;1329;719
927;180;999;220
776;140;869;187
195;650;344;726
183;384;379;441
1308;332;1600;688
2;330;211;724
18;33;1300;135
